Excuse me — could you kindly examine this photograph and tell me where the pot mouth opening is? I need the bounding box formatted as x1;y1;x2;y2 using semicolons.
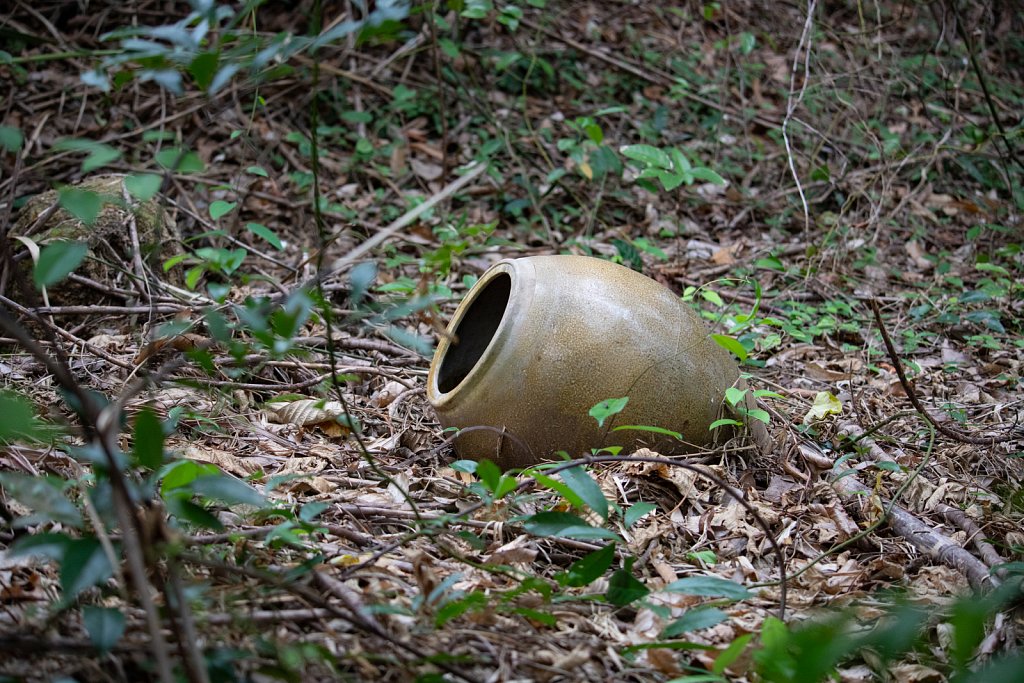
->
435;271;512;395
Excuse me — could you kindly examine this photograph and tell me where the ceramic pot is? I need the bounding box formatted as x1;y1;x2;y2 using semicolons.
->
427;255;743;469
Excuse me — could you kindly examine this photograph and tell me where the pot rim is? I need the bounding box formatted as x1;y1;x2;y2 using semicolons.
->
427;259;519;409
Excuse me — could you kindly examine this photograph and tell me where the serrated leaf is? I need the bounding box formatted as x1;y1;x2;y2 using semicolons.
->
124;173;162;201
209;200;237;220
663;575;751;600
34;241;89;289
559;466;608;521
83;606;126;654
620;144;671;168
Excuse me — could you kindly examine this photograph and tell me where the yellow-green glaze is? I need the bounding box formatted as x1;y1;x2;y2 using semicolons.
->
427;255;745;469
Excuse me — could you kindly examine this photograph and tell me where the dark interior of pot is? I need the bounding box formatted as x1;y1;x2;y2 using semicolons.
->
436;272;511;393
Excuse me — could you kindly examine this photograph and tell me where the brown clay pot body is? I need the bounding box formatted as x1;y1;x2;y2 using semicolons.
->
427;255;741;469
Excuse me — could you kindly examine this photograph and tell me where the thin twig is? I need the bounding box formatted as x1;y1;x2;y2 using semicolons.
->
870;299;999;446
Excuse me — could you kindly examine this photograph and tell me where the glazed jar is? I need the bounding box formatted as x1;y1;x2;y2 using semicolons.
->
426;255;744;469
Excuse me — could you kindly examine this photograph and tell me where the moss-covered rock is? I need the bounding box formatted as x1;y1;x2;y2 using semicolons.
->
10;174;179;304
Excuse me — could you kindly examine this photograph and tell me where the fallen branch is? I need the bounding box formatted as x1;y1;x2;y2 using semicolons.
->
803;422;1000;590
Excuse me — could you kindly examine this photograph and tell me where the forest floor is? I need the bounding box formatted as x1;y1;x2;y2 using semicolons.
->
1;1;1023;681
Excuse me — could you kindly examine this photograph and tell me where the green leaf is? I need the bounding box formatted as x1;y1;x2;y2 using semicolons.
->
663;607;728;637
132;408;164;469
33;241;89;289
531;472;586;509
523;511;622;541
189;472;264;507
701;289;725;306
475;458;502;492
164;495;224;530
460;0;492;19
435;591;488;627
155;147;205;173
245;222;284;250
0;474;81;528
962;652;1024;683
713;335;748;363
348;261;377;304
724;386;747;407
209;64;240;94
620;144;671;168
612;424;682;440
61;538;113;600
246;165;269;177
589;397;629;428
690;167;727;185
663;576;751;600
0;125;23;152
713;633;753;674
607;562;649;606
209;200;237;220
160;459;202;492
438;38;460;58
189;51;218;90
0;391;43;442
561;544;615;587
124;173;162;201
81;68;110;92
450;459;478;474
655;169;687;191
57;187;103;225
709;418;743;431
975;261;1010;276
53;138;121;172
9;531;72;560
559;466;608;521
745;408;770;424
83;606;126;654
624;501;656;528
